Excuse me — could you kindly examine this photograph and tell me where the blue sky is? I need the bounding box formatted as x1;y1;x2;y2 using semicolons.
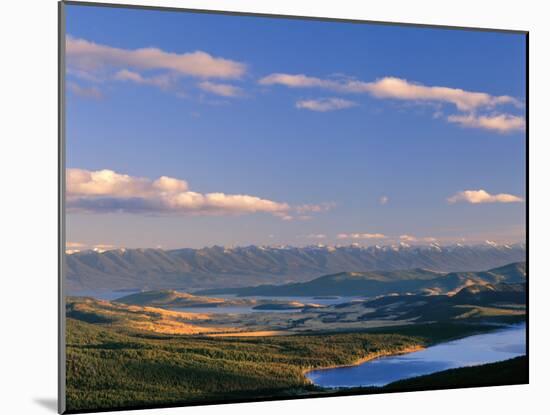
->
64;4;526;250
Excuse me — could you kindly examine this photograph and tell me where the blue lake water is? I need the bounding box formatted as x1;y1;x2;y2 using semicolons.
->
68;289;143;301
306;323;526;388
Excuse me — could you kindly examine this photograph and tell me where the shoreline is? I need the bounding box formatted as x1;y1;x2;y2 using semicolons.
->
302;344;426;379
303;322;526;387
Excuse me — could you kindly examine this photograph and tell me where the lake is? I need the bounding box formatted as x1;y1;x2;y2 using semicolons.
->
67;289;143;301
306;323;526;388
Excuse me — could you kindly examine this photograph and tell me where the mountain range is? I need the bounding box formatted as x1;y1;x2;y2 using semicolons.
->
198;262;526;297
65;243;526;293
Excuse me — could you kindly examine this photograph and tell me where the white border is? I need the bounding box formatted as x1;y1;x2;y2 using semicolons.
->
1;1;547;414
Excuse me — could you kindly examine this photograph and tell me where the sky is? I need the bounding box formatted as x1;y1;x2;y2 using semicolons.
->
64;4;527;251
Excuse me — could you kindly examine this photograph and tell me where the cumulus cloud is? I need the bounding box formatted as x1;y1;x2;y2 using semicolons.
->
447;189;524;204
198;81;243;97
67;169;164;198
337;233;387;240
259;73;333;88
334;233;441;244
113;69;175;89
295;202;336;214
66;36;246;79
260;74;520;112
447;113;526;133
66;37;246;97
362;77;521;112
259;73;524;132
66;242;86;249
66;242;117;254
67;81;103;99
66;168;331;219
304;234;327;239
275;203;336;221
396;235;441;244
296;98;357;112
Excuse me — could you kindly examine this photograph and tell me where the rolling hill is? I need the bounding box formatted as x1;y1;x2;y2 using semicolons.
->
354;281;526;322
114;289;309;310
113;290;255;308
198;262;526;298
65;296;219;335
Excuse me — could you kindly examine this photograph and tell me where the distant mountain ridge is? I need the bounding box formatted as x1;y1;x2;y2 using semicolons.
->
198;262;526;297
66;243;526;293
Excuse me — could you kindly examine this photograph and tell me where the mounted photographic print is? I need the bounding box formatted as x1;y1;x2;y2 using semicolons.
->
59;1;528;413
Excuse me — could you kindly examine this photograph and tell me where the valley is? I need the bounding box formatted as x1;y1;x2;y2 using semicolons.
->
64;260;527;411
66;316;522;412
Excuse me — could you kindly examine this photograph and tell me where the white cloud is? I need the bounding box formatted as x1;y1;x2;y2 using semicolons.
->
295;202;336;214
398;234;438;246
259;73;523;132
447;113;526;133
259;73;333;88
66;37;246;97
67;81;103;99
65;242;117;254
67;169;163;198
275;203;336;221
260;74;520;112
66;36;246;79
66;168;331;219
153;176;189;193
296;98;357;112
447;189;524;204
379;196;389;205
399;235;440;244
198;81;243;97
304;234;327;239
337;233;387;240
66;242;86;249
113;69;175;89
362;77;521;112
